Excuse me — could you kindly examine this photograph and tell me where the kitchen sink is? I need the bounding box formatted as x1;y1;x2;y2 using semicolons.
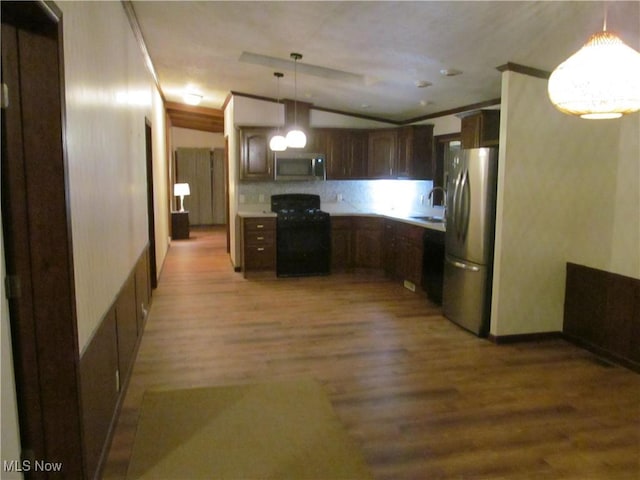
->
411;216;445;223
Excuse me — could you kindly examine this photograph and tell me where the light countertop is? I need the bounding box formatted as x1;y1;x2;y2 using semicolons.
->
237;202;446;232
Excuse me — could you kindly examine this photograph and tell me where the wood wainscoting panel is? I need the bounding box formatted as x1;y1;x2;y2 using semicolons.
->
80;246;151;479
134;248;151;334
80;307;119;479
116;272;138;378
564;262;640;371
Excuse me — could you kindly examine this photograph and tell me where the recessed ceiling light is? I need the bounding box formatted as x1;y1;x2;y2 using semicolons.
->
440;68;462;77
183;92;203;105
415;80;432;88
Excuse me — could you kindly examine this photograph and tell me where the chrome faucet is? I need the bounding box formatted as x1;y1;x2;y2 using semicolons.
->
427;186;446;208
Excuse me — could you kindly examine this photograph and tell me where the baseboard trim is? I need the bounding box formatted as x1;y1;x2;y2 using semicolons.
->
488;331;562;344
562;333;640;374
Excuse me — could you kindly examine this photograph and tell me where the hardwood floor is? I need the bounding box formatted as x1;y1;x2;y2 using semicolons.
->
102;227;640;479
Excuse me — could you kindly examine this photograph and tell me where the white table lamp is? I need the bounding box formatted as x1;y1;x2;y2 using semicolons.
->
174;183;190;212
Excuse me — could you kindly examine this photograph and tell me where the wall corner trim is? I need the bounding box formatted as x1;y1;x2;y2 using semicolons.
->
496;62;551;80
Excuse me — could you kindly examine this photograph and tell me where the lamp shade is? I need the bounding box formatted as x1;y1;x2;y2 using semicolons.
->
548;31;640;119
286;129;307;149
269;134;287;151
173;183;190;196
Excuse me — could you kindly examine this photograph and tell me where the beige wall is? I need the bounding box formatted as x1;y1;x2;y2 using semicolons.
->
225;97;240;265
491;70;639;336
172;127;225;149
610;117;640;277
60;1;169;352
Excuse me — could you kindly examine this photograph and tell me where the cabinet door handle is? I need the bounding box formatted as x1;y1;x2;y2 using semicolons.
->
257;236;264;240
256;224;264;229
257;247;265;252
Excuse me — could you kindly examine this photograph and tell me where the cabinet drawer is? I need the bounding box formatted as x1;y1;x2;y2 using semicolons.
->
244;217;276;231
244;245;276;269
245;230;275;246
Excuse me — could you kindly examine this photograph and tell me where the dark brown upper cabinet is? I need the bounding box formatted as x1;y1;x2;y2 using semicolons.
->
317;128;368;179
240;127;274;181
368;125;434;180
459;110;500;149
367;129;398;178
396;125;434;179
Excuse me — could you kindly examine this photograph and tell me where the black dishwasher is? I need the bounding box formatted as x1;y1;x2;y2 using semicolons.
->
422;228;445;304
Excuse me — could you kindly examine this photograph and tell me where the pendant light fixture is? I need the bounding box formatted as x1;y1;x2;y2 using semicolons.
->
286;53;307;148
547;8;640;119
269;72;287;152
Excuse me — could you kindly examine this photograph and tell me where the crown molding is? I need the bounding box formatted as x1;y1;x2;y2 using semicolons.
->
230;91;502;126
121;1;165;102
497;62;550;80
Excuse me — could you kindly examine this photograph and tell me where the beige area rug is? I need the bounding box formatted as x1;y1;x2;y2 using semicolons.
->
126;379;373;479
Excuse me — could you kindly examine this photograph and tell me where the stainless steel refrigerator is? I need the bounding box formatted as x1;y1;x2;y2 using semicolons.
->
443;147;498;336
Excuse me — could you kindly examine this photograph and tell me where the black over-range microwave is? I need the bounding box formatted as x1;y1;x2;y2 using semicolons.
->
274;152;326;181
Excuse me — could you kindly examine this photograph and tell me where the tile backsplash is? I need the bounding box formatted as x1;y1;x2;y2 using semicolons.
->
239;179;437;216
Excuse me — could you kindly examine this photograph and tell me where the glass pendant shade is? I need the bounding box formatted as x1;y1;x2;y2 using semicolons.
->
269;134;287;151
286;129;307;148
548;31;640;119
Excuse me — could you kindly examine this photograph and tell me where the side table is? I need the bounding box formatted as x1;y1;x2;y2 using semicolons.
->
171;211;190;240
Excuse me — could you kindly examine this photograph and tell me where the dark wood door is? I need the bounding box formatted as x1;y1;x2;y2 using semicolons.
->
240;127;274;180
1;2;85;477
145;119;158;289
396;125;435;180
330;216;353;271
395;127;413;178
367;130;397;178
325;129;349;179
354;217;383;268
347;130;368;178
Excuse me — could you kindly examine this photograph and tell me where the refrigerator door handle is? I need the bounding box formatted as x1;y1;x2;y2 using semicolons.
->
453;170;463;240
460;169;470;242
446;256;480;272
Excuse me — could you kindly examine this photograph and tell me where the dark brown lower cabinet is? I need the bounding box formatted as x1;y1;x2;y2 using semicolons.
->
241;217;276;276
354;217;384;268
331;216;353;271
395;222;424;287
383;219;424;287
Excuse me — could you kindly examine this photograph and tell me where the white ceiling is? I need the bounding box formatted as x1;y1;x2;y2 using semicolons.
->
131;1;640;122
